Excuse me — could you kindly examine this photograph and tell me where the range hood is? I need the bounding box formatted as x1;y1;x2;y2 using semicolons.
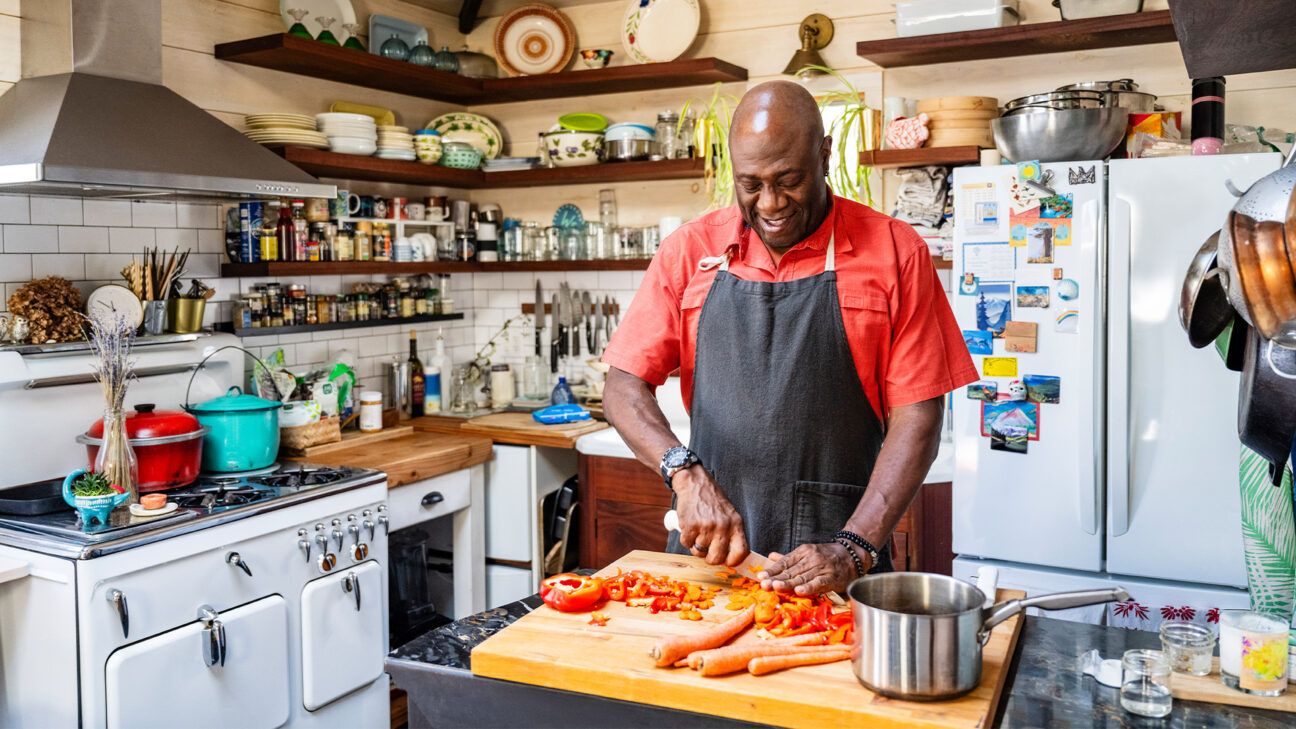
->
0;0;335;201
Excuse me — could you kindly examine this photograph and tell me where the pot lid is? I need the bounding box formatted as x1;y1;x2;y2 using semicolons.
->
186;386;282;413
558;113;610;133
88;403;203;439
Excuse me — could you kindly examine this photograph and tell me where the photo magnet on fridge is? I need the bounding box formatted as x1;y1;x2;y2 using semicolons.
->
983;357;1018;378
963;329;994;355
959;272;981;296
1023;374;1061;404
990;425;1029;454
1003;321;1038;353
1026;224;1054;264
1039;193;1073;219
1015;285;1050;308
981;399;1040;441
967;381;999;401
975;283;1012;337
1055;310;1080;333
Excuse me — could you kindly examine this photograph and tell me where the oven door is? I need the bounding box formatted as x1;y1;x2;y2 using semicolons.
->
301;560;385;711
105;595;289;729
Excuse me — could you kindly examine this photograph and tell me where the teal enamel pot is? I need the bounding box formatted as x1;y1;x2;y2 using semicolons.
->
184;386;282;472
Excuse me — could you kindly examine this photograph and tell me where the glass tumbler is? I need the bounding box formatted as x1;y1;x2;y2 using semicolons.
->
1120;649;1172;718
1219;610;1289;696
1159;621;1216;677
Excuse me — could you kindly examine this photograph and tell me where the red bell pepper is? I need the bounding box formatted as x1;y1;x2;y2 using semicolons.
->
539;573;606;613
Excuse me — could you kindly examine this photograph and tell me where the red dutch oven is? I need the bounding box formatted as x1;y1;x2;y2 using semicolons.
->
77;404;209;492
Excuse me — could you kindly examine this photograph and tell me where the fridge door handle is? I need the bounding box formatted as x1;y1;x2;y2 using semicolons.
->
1107;194;1132;538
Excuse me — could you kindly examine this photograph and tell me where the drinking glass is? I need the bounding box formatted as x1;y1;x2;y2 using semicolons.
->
450;365;475;414
341;23;366;51
598;188;617;228
1120;649;1172;718
285;9;312;39
314;16;340;45
1159;621;1215;677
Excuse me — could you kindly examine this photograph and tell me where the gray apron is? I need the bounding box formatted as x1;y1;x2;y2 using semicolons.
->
668;230;892;572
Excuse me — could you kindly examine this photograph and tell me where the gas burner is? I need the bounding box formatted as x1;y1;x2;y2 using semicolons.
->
170;483;276;511
251;466;348;490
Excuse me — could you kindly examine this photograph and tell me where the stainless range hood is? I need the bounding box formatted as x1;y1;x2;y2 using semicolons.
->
0;0;335;201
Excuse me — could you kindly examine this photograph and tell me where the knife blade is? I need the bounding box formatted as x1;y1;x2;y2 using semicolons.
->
602;295;613;348
550;292;561;373
582;291;594;353
593;296;605;354
534;280;545;357
663;510;768;576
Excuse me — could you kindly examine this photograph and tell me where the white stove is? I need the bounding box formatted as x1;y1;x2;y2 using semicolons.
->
0;334;391;728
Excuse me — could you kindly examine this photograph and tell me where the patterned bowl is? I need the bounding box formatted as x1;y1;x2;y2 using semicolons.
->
543;130;604;167
440;142;483;169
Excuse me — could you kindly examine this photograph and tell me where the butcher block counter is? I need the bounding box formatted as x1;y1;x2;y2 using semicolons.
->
411;412;607;449
284;429;492;488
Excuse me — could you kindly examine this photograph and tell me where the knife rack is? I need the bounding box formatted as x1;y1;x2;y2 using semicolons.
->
521;303;621;315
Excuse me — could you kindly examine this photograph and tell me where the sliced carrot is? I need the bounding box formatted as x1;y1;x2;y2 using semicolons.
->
695;640;845;677
650;606;754;667
748;649;851;676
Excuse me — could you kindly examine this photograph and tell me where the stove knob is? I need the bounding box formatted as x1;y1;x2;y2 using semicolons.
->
314;523;325;533
297;527;307;538
376;504;387;515
351;542;369;562
315;533;329;554
317;553;337;573
362;509;373;518
347;514;357;523
331;517;342;528
332;528;344;552
298;538;311;563
363;518;376;541
348;523;360;545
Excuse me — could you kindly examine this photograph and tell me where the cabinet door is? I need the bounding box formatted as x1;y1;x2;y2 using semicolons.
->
301;561;385;711
105;596;289;729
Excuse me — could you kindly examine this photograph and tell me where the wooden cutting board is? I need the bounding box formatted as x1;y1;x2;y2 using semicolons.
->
460;412;607;449
280;425;413;457
1171;659;1296;712
472;550;1025;729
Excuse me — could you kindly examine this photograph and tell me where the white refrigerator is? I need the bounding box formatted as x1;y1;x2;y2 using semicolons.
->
950;154;1282;630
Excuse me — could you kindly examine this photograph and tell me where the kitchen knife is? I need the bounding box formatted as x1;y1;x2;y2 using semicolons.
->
582;291;594;353
663;510;768;577
572;289;584;358
550;292;561;373
534;280;545;357
602;296;613;349
593;296;605;354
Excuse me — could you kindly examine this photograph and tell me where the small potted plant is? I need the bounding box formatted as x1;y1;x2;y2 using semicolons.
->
62;469;129;526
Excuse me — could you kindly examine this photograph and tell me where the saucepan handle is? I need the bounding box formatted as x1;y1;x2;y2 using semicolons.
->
978;587;1130;644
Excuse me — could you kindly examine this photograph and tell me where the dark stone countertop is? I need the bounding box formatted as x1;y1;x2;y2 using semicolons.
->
390;601;1293;729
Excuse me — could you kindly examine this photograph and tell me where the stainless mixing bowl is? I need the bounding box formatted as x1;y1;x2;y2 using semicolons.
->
991;107;1130;163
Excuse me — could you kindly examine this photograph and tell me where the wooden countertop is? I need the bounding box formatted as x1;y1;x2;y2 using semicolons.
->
410;412;608;450
284;431;493;489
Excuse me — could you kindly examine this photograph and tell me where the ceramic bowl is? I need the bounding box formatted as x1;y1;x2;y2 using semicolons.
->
580;49;613;69
543;130;604;167
440;142;483;169
328;137;378;156
416;145;444;165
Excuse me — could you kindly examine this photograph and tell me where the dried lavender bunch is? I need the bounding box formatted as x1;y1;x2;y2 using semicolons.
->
85;313;138;409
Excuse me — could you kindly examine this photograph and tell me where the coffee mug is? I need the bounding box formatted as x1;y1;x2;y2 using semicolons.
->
428;195;449;221
333;188;351;219
407;202;426;220
373;197;389;219
350;194;375;218
392;197;407;220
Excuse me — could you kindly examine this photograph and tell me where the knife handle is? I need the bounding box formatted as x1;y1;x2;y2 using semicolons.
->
535;330;542;357
550;338;559;374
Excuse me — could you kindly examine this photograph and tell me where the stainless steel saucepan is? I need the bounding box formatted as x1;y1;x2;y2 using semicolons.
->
848;572;1129;700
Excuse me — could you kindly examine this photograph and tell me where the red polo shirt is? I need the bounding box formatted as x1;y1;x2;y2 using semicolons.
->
602;196;977;421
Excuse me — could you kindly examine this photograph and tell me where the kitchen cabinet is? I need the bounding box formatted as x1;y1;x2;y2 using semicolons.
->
577;454;952;574
387;467;485;618
300;562;384;712
105;595;290;729
483;444;577;606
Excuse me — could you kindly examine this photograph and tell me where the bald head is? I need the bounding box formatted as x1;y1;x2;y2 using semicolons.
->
728;81;832;249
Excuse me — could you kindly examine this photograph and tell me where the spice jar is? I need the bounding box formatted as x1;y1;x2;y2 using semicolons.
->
655;111;680;159
358;391;383;432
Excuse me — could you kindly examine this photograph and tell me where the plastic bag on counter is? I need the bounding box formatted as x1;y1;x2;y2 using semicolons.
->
251;348;295;403
1225;124;1293;156
1129;132;1192;158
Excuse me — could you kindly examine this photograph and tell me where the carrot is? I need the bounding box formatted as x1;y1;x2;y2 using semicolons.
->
748;649;851;676
696;642;849;677
686;631;830;670
649;606;754;667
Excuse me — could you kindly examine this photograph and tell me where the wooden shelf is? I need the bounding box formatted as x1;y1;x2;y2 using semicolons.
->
855;10;1176;68
267;146;705;189
214;34;746;105
862;146;982;169
215;313;464;337
220;259;651;277
932;255;952;270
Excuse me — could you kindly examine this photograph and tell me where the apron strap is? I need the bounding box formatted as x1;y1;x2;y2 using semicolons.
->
824;233;836;273
698;232;836;272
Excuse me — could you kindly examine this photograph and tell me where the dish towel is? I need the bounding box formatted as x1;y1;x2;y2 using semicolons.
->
1239;445;1296;626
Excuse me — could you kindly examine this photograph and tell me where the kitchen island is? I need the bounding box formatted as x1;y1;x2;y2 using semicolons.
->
388;598;1291;728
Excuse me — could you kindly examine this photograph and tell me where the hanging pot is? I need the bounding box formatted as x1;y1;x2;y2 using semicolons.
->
78;404;207;491
1237;327;1296;482
1179;231;1236;348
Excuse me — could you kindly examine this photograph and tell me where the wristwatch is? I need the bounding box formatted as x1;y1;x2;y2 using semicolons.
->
659;446;701;491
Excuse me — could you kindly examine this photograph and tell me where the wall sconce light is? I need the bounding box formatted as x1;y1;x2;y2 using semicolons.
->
782;14;835;78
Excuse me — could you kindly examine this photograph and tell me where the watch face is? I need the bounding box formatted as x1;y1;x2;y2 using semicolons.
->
664;447;692;470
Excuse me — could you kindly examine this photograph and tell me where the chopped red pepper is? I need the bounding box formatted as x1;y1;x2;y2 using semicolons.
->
588;611;610;626
539;573;605;613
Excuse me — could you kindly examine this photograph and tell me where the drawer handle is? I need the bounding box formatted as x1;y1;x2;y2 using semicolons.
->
197;604;226;668
342;571;362;612
421;491;445;507
106;588;129;638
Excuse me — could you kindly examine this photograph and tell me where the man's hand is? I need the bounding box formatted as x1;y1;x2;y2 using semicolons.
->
759;542;869;596
672;466;749;567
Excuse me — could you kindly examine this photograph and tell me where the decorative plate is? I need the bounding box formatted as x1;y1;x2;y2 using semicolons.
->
427;112;503;160
279;0;356;40
622;0;699;64
553;203;585;229
494;3;575;76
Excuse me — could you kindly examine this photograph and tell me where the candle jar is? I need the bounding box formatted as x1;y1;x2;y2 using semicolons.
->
1159;621;1216;677
1219;611;1289;696
1120;649;1172;718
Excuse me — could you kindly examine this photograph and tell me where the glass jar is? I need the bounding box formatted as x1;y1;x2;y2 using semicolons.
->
436;229;457;261
305;295;319;325
544;226;560;260
359;390;384;431
501;220;523;261
408;39;436;67
521;222;542;261
655;111;680;159
93;407;139;509
373;223;391;261
1120;649;1172;718
379;34;410;62
356;293;370;321
334;230;354;261
642;225;660;258
586;222;609;259
560;228;585;260
1220;610;1289;696
678;113;695;157
1159;621;1215;677
598;188;618;228
355;221;372;261
316;295;331;325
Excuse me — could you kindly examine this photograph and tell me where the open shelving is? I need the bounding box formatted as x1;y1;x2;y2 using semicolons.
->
861;146;983;169
220;259;652;278
215;313;464;338
214;34;747;105
855;10;1176;68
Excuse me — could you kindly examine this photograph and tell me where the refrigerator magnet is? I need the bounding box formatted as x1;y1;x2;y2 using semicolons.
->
1015;285;1050;309
1055;310;1080;333
1056;278;1080;301
989;427;1029;455
1016;160;1042;182
1023;374;1061;404
1068;166;1096;185
1052;267;1064;280
1003;321;1039;353
975;283;1012;337
981;399;1040;441
963;329;993;355
983;357;1018;378
959;273;980;296
1053;221;1072;246
1026;224;1055;264
1006;379;1027;401
967;381;998;401
1039;193;1073;220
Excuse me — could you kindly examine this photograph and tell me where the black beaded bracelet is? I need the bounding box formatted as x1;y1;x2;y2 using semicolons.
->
834;530;880;569
834;537;867;579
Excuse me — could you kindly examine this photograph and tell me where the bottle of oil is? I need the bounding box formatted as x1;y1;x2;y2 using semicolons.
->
260;201;280;261
408;330;426;417
275;200;295;261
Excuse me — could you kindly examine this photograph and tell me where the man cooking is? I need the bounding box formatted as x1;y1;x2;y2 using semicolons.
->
601;81;977;597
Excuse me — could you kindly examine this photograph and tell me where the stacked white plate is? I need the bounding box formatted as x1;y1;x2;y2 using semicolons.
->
243;113;328;148
375;125;416;161
317;112;377;156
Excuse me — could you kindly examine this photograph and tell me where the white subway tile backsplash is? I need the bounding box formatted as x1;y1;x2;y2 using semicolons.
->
0;195;29;224
277;332;313;345
358;334;389;358
32;254;85;280
240;334;279;347
186;254;221;278
155;228;197;249
597;271;634;290
3;224;58;253
176;203;219;229
29;197;82;225
474;272;503;289
486;289;518;309
131;201;177;228
499;272;534;288
296;341;330;365
84;253;136;280
197;228;226;254
59;226;110;253
0;254;32;282
82;200;132;227
563;271;600;289
108;227;155;253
